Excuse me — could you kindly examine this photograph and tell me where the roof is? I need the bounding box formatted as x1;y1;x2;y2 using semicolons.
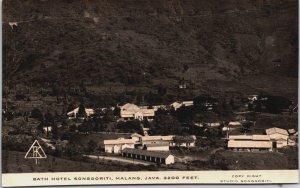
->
229;135;270;141
131;133;142;138
228;140;272;148
104;138;136;145
170;101;193;109
170;102;181;107
67;107;94;116
288;129;296;134
173;135;196;142
121;103;140;111
120;108;155;117
141;135;174;141
252;135;270;141
122;148;172;158
182;101;193;105
229;135;253;140
228;121;242;126
266;127;289;136
145;142;170;147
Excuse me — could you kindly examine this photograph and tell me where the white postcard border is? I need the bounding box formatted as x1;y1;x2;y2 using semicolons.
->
2;170;299;187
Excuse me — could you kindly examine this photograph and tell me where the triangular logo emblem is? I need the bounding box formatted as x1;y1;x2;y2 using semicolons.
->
25;140;47;159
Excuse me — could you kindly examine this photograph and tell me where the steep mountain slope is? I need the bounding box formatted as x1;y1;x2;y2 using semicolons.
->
2;0;298;98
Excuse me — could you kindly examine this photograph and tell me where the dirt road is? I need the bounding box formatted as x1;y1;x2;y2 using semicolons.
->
84;154;151;166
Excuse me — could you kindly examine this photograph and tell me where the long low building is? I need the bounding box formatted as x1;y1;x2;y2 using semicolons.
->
121;148;175;165
141;135;196;148
228;135;273;151
144;142;170;151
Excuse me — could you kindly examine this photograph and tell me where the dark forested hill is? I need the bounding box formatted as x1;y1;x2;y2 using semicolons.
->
2;0;298;99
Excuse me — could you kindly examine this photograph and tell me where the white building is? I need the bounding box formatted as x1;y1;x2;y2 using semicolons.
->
172;135;196;147
119;103;155;121
152;105;168;111
121;148;175;165
141;135;173;145
144;142;170;151
248;95;258;102
141;135;196;148
265;127;289;148
228;121;242;126
103;138;135;154
170;101;193;111
207;122;221;127
131;133;143;143
288;129;296;135
228;135;273;151
43;126;52;133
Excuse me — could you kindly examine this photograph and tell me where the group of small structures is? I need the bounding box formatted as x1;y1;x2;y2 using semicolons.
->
104;134;196;165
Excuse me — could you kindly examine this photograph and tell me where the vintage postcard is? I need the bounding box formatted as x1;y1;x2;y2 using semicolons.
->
1;0;299;187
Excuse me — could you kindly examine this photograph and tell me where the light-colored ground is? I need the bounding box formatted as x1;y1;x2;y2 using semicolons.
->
85;154;152;166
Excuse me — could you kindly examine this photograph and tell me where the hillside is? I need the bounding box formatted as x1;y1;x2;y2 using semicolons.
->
2;0;298;99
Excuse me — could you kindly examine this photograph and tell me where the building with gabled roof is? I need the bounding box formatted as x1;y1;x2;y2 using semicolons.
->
119;103;155;121
121;148;175;165
131;133;143;142
103;138;135;154
266;127;289;136
170;101;193;111
141;135;174;146
228;134;273;151
120;103;140;111
265;127;289;148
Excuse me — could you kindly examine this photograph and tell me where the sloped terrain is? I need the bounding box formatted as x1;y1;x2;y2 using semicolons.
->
2;0;298;98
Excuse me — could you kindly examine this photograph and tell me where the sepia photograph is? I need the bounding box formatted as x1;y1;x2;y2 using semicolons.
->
1;0;299;186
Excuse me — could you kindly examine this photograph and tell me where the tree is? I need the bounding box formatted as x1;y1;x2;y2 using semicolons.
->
113;107;121;117
116;120;143;134
30;108;44;121
37;123;44;134
149;115;183;135
173;135;195;147
103;109;114;122
78;120;93;133
145;91;155;105
241;121;253;133
157;85;167;96
44;111;54;127
87;140;97;153
77;103;87;119
67;103;76;113
175;105;194;123
229;98;235;110
194;95;218;111
52;124;58;139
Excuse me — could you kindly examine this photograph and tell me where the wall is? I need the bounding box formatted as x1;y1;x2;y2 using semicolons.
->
165;155;175;165
146;145;169;151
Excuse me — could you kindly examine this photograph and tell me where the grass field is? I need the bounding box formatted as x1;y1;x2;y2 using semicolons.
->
212;148;298;170
1;150;156;173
